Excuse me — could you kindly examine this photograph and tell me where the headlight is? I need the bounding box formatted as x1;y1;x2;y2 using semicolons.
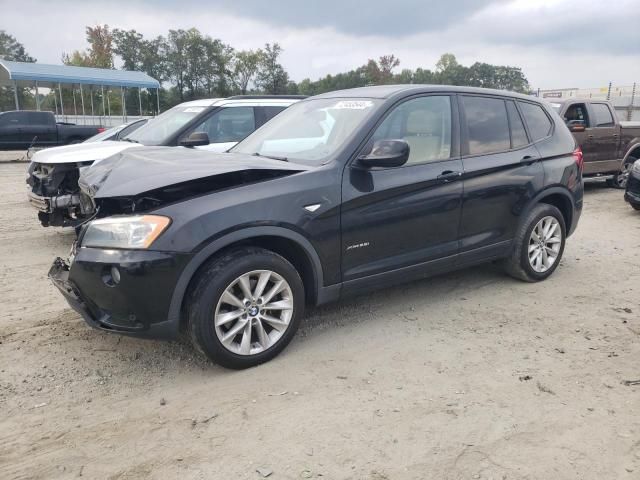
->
82;215;171;249
632;160;640;175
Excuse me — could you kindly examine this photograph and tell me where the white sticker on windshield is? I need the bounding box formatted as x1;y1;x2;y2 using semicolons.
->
333;101;374;110
183;107;205;113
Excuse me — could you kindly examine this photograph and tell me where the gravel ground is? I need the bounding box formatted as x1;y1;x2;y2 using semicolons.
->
1;161;639;480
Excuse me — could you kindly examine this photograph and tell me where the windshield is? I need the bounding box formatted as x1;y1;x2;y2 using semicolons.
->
231;98;381;165
124;105;210;145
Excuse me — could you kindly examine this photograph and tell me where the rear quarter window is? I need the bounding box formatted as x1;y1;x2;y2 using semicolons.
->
591;103;615;127
519;102;553;141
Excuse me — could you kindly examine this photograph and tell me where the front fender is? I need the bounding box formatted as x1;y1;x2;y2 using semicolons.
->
165;226;328;336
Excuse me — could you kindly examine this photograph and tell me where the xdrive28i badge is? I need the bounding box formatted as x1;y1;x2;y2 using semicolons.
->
346;242;370;251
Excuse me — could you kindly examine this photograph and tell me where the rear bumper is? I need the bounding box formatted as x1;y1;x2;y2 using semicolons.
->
49;248;192;339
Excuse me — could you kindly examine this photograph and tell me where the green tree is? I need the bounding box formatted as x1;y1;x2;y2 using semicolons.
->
231;49;263;94
62;25;113;68
0;31;36;110
256;43;290;94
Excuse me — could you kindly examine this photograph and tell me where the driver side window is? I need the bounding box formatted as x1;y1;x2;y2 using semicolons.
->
193;107;256;143
368;96;452;165
564;103;589;128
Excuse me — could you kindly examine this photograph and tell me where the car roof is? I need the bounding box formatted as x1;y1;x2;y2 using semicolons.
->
176;96;304;108
310;84;538;102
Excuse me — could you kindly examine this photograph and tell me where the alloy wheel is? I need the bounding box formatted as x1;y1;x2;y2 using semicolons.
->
614;161;633;188
528;216;562;273
214;270;294;355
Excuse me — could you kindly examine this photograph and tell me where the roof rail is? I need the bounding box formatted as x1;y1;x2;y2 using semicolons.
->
226;95;308;100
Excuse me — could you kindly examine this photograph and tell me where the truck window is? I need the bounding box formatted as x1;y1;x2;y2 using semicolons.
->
563;103;589;127
24;112;53;125
519;102;553;141
461;96;510;156
0;112;24;126
591;103;614;127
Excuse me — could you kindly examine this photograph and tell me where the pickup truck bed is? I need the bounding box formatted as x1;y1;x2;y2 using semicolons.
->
0;110;103;150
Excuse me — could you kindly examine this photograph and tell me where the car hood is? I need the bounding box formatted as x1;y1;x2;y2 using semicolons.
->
30;140;142;165
80;146;311;199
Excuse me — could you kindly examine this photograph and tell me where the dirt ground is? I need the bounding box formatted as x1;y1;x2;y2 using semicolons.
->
1;161;639;480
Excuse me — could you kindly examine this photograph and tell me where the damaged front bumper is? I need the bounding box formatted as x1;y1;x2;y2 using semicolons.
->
48;247;191;339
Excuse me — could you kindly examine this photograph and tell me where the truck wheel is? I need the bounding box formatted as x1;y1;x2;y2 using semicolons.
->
187;247;304;369
502;204;566;282
607;157;635;189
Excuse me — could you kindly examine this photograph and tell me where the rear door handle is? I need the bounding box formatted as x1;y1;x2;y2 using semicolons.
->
437;170;462;182
520;155;540;164
587;134;594;139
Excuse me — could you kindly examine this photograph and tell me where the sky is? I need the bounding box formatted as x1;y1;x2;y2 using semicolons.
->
1;0;639;89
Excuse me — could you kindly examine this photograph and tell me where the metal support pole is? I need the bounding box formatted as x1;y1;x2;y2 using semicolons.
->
121;87;126;123
629;83;636;122
90;86;94;119
101;86;106;121
35;81;40;110
58;83;64;120
13;81;19;110
138;87;143;117
156;88;160;115
80;83;86;124
53;87;58;115
606;82;612;101
72;87;77;123
107;88;111;120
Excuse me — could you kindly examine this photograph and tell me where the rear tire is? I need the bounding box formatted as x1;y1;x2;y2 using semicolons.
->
187;247;304;369
502;204;566;282
631;204;640;211
607;157;635;189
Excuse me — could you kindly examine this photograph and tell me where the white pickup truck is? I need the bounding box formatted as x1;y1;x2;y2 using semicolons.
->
26;96;302;227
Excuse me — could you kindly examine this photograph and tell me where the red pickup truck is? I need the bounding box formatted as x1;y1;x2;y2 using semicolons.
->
549;99;640;188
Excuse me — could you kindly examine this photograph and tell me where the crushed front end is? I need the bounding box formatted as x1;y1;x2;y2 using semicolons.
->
27;161;95;227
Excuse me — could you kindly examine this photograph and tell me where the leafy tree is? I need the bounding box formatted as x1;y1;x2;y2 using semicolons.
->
0;31;36;110
0;30;36;62
256;43;289;94
63;25;113;68
231;49;263;95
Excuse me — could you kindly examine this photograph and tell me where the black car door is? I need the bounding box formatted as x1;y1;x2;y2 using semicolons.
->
20;112;57;146
457;95;544;261
0;112;23;148
341;94;463;289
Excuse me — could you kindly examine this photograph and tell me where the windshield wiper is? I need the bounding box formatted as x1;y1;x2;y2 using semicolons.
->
120;137;140;143
252;152;288;162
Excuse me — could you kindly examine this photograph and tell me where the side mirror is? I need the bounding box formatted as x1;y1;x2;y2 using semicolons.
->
358;139;409;168
566;120;586;133
179;131;210;147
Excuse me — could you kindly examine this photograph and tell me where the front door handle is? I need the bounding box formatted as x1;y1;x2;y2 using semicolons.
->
437;170;462;182
587;134;594;140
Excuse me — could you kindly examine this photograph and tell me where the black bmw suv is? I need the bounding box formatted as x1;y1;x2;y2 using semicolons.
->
50;85;583;369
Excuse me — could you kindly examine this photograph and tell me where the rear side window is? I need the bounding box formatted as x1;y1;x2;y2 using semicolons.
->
193;106;256;143
263;106;286;122
28;112;52;125
462;96;510;155
506;101;528;148
519;102;552;141
591;103;614;127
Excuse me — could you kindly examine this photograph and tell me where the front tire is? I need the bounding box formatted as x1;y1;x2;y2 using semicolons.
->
502;204;566;282
607;157;635;189
187;247;304;369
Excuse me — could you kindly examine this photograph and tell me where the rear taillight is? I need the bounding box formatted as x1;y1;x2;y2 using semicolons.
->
572;147;584;171
97;127;106;133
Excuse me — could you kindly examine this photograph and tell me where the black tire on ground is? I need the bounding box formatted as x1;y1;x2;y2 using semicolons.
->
631;204;640;211
187;247;305;369
502;203;566;282
607;156;636;189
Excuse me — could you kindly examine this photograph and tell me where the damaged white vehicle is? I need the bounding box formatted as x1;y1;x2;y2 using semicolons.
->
26;96;302;227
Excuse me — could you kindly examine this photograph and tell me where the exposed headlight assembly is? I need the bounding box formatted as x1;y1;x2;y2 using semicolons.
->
82;215;171;249
632;159;640;175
